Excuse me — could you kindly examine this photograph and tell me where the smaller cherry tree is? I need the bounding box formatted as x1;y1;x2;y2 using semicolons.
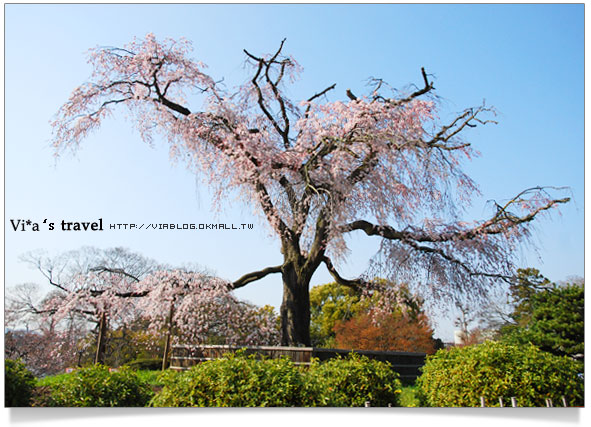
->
136;270;280;350
9;247;281;370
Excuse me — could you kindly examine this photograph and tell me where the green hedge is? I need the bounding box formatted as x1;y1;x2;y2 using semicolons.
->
5;359;36;407
151;351;402;407
307;353;402;407
416;341;584;407
41;365;154;407
151;351;306;407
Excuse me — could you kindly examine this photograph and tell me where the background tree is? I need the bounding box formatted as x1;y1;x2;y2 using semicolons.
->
7;247;281;372
51;34;569;346
136;270;281;354
333;310;436;353
505;268;554;328
500;271;584;358
310;280;434;351
17;247;159;364
309;282;366;347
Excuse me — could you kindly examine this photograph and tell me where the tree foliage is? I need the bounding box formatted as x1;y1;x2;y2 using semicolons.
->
507;268;554;327
333;311;436;354
5;359;36;407
501;270;584;358
309;281;428;349
309;282;367;347
51;34;569;345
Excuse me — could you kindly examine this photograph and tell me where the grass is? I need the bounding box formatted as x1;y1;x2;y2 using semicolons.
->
36;372;71;388
399;385;420;407
136;370;171;387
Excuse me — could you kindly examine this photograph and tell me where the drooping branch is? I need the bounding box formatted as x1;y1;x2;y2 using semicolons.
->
231;265;283;289
339;189;570;244
400;238;513;283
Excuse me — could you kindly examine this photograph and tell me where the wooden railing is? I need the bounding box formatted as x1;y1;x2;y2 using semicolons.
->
170;345;426;383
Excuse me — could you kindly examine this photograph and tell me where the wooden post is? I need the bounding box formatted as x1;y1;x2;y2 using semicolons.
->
561;396;568;407
511;397;517;407
499;397;504;407
162;301;175;370
94;311;107;365
545;399;553;407
480;396;486;407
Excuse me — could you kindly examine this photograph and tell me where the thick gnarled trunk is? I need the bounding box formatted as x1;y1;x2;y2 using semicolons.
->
279;262;311;346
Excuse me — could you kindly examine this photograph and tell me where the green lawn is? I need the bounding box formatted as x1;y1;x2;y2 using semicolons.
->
399;385;420;407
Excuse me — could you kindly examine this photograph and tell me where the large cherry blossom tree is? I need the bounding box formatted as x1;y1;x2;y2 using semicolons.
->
52;34;569;346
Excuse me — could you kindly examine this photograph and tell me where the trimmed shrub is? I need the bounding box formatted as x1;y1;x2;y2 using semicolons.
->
42;365;153;407
416;341;584;407
151;350;306;407
5;359;36;407
307;353;402;407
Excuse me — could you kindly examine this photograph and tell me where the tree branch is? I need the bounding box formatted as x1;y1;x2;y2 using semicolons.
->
425;105;497;151
388;67;434;107
231;265;283;289
89;266;141;282
322;256;367;291
339;190;570;244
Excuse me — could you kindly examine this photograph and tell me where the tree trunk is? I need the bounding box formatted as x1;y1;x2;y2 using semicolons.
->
280;262;311;346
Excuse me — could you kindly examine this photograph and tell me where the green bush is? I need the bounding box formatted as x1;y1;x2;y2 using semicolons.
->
42;365;153;407
5;359;36;407
124;358;163;371
307;353;402;407
151;350;306;407
416;341;584;407
151;351;403;407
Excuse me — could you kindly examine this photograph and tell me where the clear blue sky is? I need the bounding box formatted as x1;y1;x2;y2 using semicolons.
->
3;3;584;341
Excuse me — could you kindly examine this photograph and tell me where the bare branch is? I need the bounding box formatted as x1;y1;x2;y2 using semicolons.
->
426;105;497;151
322;256;367;291
89;266;141;282
388;67;434;107
308;84;337;104
231;265;283;289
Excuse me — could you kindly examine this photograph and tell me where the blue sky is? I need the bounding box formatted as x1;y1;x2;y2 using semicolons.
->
3;3;584;341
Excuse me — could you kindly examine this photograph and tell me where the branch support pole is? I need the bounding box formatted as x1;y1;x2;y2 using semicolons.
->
94;311;107;365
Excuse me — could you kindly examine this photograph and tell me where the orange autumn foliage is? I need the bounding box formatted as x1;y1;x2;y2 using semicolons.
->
333;311;436;354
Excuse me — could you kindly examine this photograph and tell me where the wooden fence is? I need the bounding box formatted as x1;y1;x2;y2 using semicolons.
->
170;344;426;383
